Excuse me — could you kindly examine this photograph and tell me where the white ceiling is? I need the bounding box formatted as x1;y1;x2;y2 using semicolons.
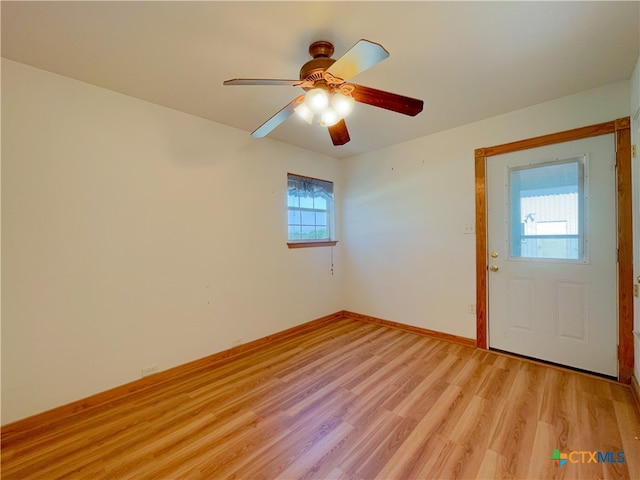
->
2;1;638;159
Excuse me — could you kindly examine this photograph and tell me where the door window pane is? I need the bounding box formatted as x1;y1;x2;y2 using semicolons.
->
509;158;585;260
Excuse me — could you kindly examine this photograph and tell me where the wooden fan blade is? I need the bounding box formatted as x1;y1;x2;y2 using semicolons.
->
251;95;305;138
224;78;302;86
328;119;350;146
326;39;389;82
351;84;423;116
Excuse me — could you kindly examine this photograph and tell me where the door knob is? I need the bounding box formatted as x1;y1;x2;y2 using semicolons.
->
490;265;499;272
490;251;499;258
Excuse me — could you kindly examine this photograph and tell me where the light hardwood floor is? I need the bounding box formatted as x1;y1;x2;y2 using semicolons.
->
2;317;639;479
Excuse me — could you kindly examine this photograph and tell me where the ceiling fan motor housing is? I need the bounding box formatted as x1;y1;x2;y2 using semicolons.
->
299;41;336;89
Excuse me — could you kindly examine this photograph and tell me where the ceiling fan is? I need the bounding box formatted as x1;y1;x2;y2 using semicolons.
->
223;39;424;146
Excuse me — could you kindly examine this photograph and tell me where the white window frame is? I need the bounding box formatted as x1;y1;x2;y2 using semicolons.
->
287;173;337;249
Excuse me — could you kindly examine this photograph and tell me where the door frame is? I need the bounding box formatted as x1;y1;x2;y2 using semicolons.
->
475;117;633;383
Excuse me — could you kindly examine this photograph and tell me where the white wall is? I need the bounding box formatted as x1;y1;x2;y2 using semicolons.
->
1;59;345;424
344;80;630;341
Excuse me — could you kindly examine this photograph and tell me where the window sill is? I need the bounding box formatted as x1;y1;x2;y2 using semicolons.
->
287;241;338;249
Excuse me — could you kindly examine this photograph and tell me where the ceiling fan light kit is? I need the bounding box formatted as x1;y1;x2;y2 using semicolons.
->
223;39;424;146
294;103;314;125
303;88;330;113
331;92;355;117
295;82;357;127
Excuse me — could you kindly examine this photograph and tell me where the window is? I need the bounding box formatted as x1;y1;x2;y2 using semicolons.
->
509;157;586;261
287;173;337;248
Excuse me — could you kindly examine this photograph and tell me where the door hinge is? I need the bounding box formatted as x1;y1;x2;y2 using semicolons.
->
632;144;637;158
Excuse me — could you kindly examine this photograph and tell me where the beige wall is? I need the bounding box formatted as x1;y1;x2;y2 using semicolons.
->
1;57;634;424
343;80;630;340
1;60;345;424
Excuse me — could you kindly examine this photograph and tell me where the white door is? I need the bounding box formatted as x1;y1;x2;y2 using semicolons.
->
487;134;617;377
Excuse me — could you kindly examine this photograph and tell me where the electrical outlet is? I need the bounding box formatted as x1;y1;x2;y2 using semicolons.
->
463;224;475;234
468;303;476;314
141;365;159;377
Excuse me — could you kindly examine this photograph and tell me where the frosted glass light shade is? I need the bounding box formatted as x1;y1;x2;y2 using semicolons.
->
331;92;355;117
294;104;314;124
319;107;340;127
304;88;329;113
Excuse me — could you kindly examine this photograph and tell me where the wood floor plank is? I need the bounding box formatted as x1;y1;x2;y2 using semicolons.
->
375;383;463;479
2;316;638;479
526;421;569;480
487;367;543;478
193;411;293;478
445;394;505;479
333;409;404;478
474;448;503;480
420;434;469;480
